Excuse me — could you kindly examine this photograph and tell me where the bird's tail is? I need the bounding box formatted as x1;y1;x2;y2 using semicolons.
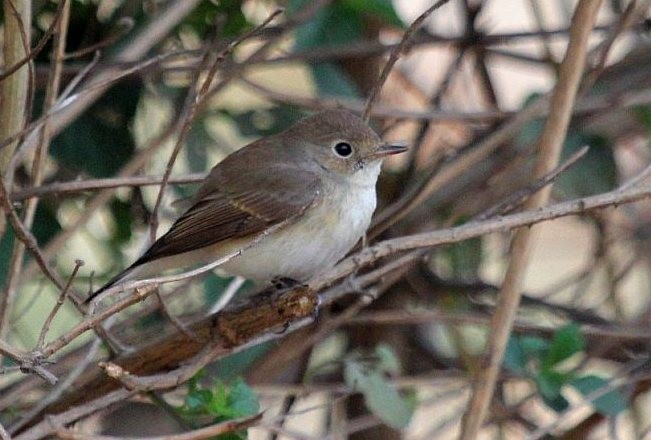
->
84;263;143;304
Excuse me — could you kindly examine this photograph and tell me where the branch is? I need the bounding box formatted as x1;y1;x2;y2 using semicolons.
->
362;0;451;121
460;1;603;437
0;0;31;206
0;339;57;385
0;178;65;290
314;181;651;297
10;173;206;201
14;390;134;440
35;260;82;350
0;0;67;82
55;414;262;440
27;179;651;418
8;337;102;434
10;0;204;186
42;286;318;418
0;0;71;357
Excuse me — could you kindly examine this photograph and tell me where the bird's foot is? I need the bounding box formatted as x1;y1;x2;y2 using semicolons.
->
271;276;304;291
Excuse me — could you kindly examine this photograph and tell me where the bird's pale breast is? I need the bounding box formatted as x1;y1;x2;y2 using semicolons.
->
132;162;381;284
216;175;378;282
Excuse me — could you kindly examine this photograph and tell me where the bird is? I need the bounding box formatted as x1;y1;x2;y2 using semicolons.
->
86;109;406;303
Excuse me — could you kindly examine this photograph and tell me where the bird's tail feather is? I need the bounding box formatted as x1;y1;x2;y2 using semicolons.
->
84;264;143;304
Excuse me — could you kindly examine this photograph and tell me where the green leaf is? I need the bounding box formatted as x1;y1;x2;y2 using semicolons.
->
0;229;15;287
186;388;213;411
535;369;570;405
293;4;363;51
446;236;482;278
503;336;526;373
543;323;584;370
542;393;570;413
571;375;628;416
634;106;651;132
179;373;260;435
182;0;250;37
210;383;230;415
31;203;62;246
519;336;549;357
51;83;139;178
505;336;551;374
311;62;360;98
344;360;414;429
211;343;271;382
228;378;260;417
185;119;212;173
343;0;405;27
375;344;400;375
108;198;133;245
556;133;617;198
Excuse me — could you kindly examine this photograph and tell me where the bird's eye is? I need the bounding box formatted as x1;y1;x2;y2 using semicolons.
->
333;142;353;157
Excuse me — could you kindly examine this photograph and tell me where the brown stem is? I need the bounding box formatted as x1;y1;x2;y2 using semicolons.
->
459;1;603;437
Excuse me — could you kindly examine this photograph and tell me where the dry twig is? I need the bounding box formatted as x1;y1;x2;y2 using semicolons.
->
460;1;603;437
55;413;262;440
362;0;452;122
35;260;83;351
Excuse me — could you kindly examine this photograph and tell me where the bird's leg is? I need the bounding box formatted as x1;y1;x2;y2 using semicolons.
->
270;276;304;291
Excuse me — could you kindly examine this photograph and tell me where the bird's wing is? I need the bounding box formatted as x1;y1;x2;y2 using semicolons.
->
134;165;322;265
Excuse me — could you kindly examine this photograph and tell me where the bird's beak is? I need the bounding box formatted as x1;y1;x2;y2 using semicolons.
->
367;142;408;159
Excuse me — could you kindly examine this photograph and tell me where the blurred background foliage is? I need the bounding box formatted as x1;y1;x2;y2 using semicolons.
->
1;0;651;438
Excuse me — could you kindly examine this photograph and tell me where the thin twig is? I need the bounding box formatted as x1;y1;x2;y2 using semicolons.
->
10;173;205;202
527;361;647;440
14;389;134;440
0;0;67;82
8;337;102;434
209;276;246;314
154;290;198;341
583;0;651;88
0;423;9;440
11;0;204;180
35;260;83;351
362;0;452;122
2;0;71;356
459;2;603;438
0;339;57;385
54;414;262;440
62;18;134;60
150;8;283;242
50;222;287;358
475;145;589;221
619;161;651;191
243;77;510;121
404;46;468;180
0;179;65;290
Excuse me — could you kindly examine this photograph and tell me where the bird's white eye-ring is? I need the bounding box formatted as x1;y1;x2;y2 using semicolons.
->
333;142;353;157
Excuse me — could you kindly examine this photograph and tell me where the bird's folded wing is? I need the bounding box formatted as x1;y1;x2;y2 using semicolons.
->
134;168;322;265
